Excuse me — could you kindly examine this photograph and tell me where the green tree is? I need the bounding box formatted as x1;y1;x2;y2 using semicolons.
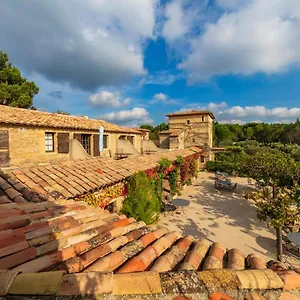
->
55;110;70;115
0;50;39;108
140;124;154;131
242;150;299;261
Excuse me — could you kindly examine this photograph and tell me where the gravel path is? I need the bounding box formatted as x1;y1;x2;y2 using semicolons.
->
158;172;278;262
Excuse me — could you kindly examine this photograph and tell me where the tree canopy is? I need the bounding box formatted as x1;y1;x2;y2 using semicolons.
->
140;123;169;140
0;50;39;109
214;120;300;146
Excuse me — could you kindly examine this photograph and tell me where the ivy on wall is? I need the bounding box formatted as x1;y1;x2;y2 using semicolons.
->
80;152;201;224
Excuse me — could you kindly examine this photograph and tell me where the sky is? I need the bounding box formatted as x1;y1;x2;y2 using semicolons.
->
1;0;300;126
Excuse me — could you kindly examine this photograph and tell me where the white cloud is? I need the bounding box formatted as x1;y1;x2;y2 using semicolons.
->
219;119;246;124
153;93;168;101
100;107;153;126
89;91;130;108
151;93;181;105
221;106;300;119
163;0;189;41
179;0;300;83
0;0;157;90
180;101;300;123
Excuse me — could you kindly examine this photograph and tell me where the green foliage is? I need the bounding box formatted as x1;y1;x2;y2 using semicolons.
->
55;110;70;115
81;193;99;207
0;50;39;109
158;158;172;171
175;155;184;165
169;167;179;195
121;171;161;224
140;123;169;141
207;160;240;175
253;187;300;230
193;159;199;177
241;149;297;187
213;121;300;146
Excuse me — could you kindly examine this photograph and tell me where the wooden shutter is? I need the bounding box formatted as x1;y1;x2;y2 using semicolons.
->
74;133;81;143
0;130;9;167
0;130;9;149
93;134;100;156
57;133;70;153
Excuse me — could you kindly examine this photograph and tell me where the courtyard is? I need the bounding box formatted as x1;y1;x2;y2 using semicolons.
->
159;172;294;264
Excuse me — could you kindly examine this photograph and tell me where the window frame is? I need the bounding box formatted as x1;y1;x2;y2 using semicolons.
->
45;132;55;153
186;120;190;125
81;134;91;154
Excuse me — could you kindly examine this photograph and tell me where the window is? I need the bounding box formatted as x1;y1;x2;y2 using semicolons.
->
192;138;196;143
103;135;108;149
45;133;54;152
81;134;91;154
202;116;204;122
187;120;190;125
200;155;205;163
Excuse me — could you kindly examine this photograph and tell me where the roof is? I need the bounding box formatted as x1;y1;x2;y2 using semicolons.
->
0;169;300;298
166;110;216;119
159;129;182;137
133;127;151;132
0;198;299;298
3;149;200;201
0;105;141;134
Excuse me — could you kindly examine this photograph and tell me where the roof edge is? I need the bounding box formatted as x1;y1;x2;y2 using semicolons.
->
2;269;298;297
166;110;215;119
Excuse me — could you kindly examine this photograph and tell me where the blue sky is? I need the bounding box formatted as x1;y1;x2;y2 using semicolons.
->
1;0;300;126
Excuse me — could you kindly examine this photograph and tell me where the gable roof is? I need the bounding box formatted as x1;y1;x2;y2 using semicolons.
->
166;110;215;119
5;149;200;201
0;105;141;134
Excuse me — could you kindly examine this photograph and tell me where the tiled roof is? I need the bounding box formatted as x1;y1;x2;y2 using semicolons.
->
7;149;198;201
0;199;299;298
159;129;182;137
166;110;216;119
133;127;151;132
0;105;141;134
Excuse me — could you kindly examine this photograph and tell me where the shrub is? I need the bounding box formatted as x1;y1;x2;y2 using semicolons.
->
169;167;179;195
121;171;161;224
206;160;239;175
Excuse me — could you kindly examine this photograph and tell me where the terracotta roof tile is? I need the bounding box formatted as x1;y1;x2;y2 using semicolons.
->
0;105;141;134
0;199;299;298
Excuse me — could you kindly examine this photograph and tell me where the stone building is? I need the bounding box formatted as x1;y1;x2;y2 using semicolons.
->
159;109;215;152
0;105;143;167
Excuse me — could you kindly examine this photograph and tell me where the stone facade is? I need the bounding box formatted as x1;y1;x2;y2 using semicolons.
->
0;124;142;167
168;112;214;149
158;111;215;162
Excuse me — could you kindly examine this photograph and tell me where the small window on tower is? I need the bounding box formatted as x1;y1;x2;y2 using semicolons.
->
202;116;204;122
187;120;190;125
192;138;195;143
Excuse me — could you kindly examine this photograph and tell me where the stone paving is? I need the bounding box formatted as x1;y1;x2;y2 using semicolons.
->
159;172;300;268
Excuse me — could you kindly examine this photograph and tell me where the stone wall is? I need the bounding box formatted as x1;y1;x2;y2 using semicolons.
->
168;114;213;149
0;124;142;167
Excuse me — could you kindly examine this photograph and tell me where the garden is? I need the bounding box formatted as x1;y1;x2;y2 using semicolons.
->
77;152;201;225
